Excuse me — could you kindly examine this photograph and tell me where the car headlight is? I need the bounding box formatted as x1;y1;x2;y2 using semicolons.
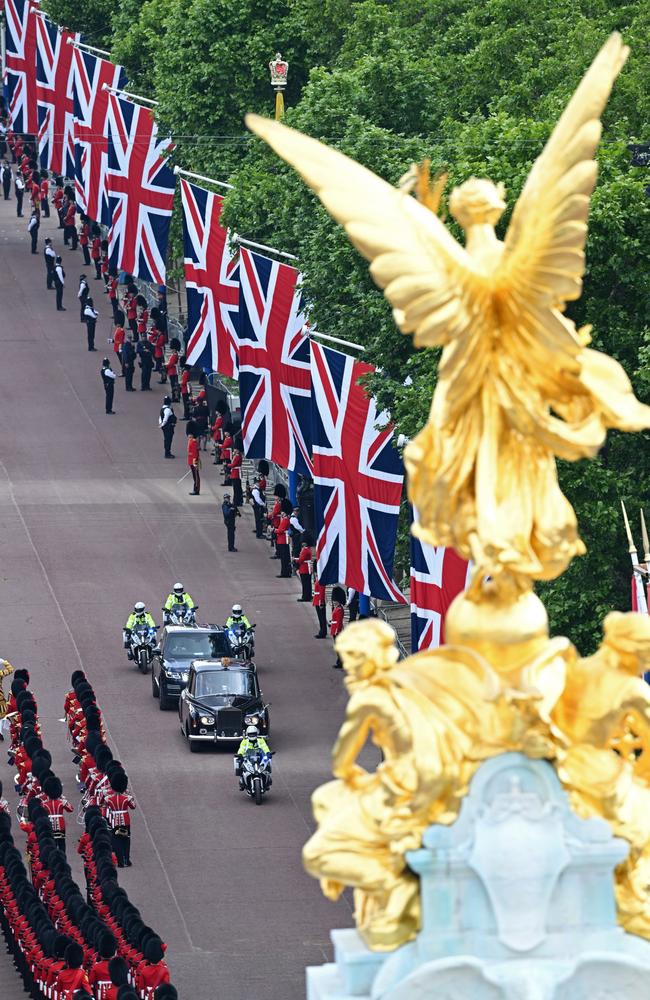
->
200;715;214;726
180;672;189;682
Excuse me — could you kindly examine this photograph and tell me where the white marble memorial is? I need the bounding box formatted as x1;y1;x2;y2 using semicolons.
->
307;752;650;999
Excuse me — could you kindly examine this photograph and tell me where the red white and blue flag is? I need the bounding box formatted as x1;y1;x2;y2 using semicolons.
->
238;249;312;475
35;16;79;175
180;178;239;378
4;0;38;135
72;47;126;222
311;342;405;602
104;92;176;284
410;509;471;650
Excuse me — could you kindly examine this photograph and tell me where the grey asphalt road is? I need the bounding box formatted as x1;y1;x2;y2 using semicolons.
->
0;195;355;999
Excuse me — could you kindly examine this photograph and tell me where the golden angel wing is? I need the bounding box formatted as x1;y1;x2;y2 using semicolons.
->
497;32;629;306
245;113;485;347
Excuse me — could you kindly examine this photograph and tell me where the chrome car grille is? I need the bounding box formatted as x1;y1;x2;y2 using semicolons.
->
217;708;243;738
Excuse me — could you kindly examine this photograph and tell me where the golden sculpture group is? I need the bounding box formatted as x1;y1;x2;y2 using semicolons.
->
248;33;650;950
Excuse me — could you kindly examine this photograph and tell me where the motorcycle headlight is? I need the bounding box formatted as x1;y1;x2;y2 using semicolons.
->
180;671;189;682
200;715;214;726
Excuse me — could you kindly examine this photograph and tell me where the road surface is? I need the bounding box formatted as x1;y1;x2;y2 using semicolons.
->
0;196;355;998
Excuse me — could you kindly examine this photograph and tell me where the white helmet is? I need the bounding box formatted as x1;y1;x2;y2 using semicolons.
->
232;604;243;617
246;725;259;738
134;602;146;614
173;582;184;596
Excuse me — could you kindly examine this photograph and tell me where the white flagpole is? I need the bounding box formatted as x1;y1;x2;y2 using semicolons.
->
66;38;110;58
101;82;158;107
308;330;363;353
621;500;648;613
231;234;298;261
173;166;233;190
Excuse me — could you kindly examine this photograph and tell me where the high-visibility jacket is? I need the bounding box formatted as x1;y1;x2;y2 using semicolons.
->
164;592;194;610
125;611;156;630
226;614;251;629
237;737;270;755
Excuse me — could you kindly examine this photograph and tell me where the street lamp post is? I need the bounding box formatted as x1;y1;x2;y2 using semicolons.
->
269;52;288;120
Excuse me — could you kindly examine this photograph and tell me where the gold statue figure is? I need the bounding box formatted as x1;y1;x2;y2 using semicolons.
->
246;33;650;951
0;658;14;721
247;33;650;591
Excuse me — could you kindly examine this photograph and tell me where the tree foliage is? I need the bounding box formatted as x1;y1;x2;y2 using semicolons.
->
44;0;650;651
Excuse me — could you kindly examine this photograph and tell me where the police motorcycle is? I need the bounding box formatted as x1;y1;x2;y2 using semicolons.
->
123;603;158;673
129;623;158;673
226;622;256;661
235;746;274;805
163;603;198;627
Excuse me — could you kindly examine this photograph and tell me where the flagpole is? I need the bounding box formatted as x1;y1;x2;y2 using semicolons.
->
101;83;158;107
66;38;110;58
173;166;233;190
231;234;298;261
621;500;648;613
641;509;650;564
308;330;364;353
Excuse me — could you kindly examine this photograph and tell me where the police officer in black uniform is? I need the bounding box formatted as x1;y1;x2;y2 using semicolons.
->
101;358;116;414
159;395;176;458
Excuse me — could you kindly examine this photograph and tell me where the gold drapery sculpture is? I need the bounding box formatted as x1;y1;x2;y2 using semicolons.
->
247;33;650;951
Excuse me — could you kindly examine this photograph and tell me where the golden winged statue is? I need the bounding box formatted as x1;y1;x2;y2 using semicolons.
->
247;32;650;590
246;34;650;953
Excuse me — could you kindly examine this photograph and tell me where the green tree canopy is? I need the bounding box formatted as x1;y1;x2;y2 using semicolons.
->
42;0;650;650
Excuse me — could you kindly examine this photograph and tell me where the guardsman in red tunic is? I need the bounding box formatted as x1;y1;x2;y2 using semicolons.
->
136;938;170;999
211;411;224;463
108;272;119;321
330;593;345;669
56;942;91;999
187;432;201;496
91;231;102;279
153;328;166;379
313;579;328;639
53;185;64;225
63;201;77;249
268;496;281;555
276;509;292;578
103;770;136;867
41;776;73;855
78;215;90;264
112;313;126;373
294;537;313;602
39;174;50;217
229;447;243;507
166;348;179;401
180;364;192;421
220;430;233;468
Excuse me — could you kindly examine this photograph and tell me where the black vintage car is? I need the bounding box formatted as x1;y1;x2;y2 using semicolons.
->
151;626;233;710
178;660;269;752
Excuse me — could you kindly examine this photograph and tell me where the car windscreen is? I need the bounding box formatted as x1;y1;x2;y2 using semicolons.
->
164;632;230;660
194;670;255;698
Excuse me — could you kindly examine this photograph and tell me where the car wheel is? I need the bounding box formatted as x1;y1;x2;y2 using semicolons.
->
189;737;200;753
151;669;159;699
159;683;170;711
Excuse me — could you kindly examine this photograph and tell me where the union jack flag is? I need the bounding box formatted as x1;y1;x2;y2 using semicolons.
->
4;0;38;135
311;342;405;602
72;47;126;222
36;16;79;175
104;92;176;285
180;178;239;377
410;508;471;650
238;249;312;475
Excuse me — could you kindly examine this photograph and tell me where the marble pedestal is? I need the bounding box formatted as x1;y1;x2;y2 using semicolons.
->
307;753;650;999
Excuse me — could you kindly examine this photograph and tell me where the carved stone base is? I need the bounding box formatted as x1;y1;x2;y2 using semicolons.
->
307;753;650;999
